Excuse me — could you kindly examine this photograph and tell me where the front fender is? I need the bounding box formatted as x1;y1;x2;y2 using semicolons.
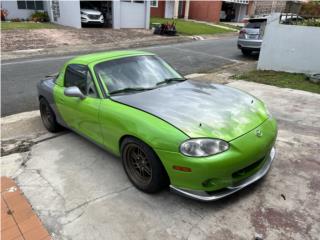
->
99;99;189;156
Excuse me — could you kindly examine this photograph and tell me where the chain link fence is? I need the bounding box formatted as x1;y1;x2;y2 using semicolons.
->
281;1;320;27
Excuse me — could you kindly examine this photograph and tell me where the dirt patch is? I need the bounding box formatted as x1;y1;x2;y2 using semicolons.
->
1;27;166;52
251;207;307;237
309;177;320;192
1;139;34;156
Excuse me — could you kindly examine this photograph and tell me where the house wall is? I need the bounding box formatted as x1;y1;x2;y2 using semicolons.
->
119;1;145;28
2;0;37;20
258;13;320;74
179;0;185;18
189;1;222;23
150;0;165;18
3;0;150;29
164;0;174;18
235;4;247;22
253;0;286;15
247;0;255;16
113;1;150;29
48;0;81;28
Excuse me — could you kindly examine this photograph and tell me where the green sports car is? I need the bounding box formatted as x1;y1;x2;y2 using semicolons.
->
37;50;277;201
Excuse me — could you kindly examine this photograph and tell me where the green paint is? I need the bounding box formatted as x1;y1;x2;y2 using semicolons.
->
54;50;277;192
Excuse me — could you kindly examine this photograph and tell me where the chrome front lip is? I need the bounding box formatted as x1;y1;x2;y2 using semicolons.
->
170;147;276;201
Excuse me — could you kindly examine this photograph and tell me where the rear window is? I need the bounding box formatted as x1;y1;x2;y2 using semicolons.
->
245;20;266;29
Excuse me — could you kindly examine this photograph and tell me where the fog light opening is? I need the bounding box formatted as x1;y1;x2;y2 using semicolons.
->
202;178;216;188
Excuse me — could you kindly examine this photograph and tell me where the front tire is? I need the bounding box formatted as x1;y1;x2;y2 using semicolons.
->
39;98;61;133
121;137;169;193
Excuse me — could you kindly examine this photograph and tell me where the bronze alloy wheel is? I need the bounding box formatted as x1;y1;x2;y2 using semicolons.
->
124;143;152;186
121;137;169;193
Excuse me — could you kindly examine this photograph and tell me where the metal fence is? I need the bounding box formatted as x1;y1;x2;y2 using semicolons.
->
280;12;320;27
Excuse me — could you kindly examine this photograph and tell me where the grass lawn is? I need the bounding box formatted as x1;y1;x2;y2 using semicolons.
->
1;22;58;30
233;70;320;94
150;17;233;35
218;22;242;30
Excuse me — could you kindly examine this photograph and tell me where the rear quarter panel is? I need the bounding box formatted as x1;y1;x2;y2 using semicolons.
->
37;78;67;127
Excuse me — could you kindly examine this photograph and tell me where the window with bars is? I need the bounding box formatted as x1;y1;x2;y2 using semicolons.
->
17;1;44;10
151;0;158;8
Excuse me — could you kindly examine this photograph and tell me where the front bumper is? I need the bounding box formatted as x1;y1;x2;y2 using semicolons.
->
155;117;277;200
81;15;104;24
170;147;275;201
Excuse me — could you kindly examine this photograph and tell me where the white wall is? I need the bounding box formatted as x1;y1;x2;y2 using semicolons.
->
165;1;174;19
2;0;37;20
47;0;81;28
113;0;150;29
112;0;121;29
145;0;150;28
258;13;320;74
235;4;247;22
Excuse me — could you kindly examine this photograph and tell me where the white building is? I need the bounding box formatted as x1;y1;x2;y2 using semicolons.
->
1;0;150;29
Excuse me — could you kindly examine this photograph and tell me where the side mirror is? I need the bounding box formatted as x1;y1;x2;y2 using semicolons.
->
64;86;86;100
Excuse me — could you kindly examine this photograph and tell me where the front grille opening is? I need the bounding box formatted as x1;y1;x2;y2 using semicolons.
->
232;156;265;179
88;14;100;19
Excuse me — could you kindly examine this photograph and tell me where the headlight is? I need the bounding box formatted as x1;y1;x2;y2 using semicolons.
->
180;139;229;157
81;11;87;15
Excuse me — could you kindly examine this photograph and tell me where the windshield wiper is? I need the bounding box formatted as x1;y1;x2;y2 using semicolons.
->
156;77;187;86
109;87;155;95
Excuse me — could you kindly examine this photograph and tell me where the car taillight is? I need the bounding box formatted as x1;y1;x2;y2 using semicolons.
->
239;29;246;39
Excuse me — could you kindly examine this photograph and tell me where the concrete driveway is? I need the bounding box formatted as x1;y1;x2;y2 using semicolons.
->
1;80;319;240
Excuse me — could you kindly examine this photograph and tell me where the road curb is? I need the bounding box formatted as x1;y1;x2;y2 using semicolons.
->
1;110;40;124
2;36;193;61
1;111;46;141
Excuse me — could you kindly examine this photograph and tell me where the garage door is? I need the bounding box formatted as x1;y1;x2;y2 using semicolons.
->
120;1;146;28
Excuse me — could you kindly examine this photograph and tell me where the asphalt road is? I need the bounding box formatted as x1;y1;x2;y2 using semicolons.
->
1;37;257;116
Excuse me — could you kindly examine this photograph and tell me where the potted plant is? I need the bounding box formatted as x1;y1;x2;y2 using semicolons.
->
1;8;8;21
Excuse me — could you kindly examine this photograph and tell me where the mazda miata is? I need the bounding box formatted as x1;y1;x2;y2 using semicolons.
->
37;50;277;201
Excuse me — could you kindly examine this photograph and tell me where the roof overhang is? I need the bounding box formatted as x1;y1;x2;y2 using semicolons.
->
223;0;249;4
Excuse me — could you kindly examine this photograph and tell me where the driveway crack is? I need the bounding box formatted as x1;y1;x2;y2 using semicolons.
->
65;185;133;215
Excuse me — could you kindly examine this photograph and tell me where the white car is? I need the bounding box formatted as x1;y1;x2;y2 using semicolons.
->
81;9;104;25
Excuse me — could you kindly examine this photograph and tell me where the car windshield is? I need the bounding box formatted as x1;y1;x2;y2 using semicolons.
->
246;20;266;29
94;55;185;94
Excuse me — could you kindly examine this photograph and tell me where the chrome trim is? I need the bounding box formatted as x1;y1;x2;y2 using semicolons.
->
170;147;276;201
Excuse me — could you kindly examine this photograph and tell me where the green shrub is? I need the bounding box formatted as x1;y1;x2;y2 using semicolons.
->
11;18;24;22
300;18;320;27
30;11;49;22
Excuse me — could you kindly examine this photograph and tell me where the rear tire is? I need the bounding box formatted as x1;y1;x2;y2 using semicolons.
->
121;137;169;193
241;49;252;56
39;98;61;133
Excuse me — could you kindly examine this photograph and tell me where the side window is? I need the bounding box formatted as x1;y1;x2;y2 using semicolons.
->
64;64;98;98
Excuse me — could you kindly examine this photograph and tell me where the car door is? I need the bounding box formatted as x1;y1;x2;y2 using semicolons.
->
55;64;103;144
